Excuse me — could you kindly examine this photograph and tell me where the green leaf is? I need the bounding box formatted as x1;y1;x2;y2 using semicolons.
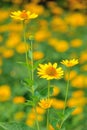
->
25;100;34;107
33;59;45;70
0;122;33;130
23;78;34;86
61;107;76;126
17;61;27;66
17;61;32;69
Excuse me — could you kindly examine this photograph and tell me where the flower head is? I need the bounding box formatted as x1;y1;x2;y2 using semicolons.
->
37;62;63;80
61;59;79;67
38;98;53;109
10;10;38;21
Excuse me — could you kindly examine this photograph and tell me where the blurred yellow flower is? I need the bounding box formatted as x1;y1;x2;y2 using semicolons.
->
68;97;86;107
26;119;34;126
28;112;36;120
65;70;77;80
16;42;30;54
13;96;25;104
48;38;59;47
71;75;85;88
36;106;45;114
52;86;60;96
33;51;44;60
2;49;14;58
0;57;3;66
0;10;9;22
72;107;83;115
50;6;63;15
49;124;54;130
10;10;38;21
55;40;69;52
37;63;64;80
14;111;25;121
0;35;3;42
11;0;23;4
65;13;86;27
81;64;87;71
38;98;53;109
0;85;11;102
25;3;44;15
71;39;82;48
68;0;86;10
72;90;84;98
51;17;67;32
61;59;78;67
35;30;50;42
52;99;64;109
6;33;20;48
80;52;87;63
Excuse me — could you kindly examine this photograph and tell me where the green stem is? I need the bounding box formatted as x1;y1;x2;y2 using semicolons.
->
30;40;34;84
23;21;30;77
63;68;70;115
59;68;71;130
30;39;40;130
47;80;50;130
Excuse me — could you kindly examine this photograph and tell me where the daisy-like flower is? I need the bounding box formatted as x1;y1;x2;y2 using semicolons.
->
61;59;79;67
38;98;53;109
37;62;64;80
10;10;38;21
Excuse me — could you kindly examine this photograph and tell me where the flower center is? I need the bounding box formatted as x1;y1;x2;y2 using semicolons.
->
20;10;28;19
46;67;57;76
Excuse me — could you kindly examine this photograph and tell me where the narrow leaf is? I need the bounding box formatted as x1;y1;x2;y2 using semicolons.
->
0;122;33;130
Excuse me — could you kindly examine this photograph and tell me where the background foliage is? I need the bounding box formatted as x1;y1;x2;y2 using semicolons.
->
0;0;87;130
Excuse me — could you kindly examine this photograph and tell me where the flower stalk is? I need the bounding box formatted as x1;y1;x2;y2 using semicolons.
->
63;68;70;115
47;80;50;130
29;37;40;130
22;21;30;77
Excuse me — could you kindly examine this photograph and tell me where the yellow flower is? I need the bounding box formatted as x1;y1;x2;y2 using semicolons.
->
10;10;38;21
37;63;63;80
49;124;54;130
36;106;45;114
14;111;25;121
55;40;69;52
52;98;64;109
52;86;60;96
26;119;34;127
72;107;83;115
72;90;84;98
70;39;82;48
61;59;78;67
2;49;14;58
33;51;44;60
38;98;53;109
16;42;30;54
13;96;25;104
0;85;11;102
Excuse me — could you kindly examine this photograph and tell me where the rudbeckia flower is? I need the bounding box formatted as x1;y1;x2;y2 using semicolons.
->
10;10;38;21
38;98;53;109
37;62;63;80
61;59;78;67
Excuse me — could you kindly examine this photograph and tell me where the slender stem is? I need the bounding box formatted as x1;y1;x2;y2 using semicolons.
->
63;68;70;115
23;21;30;77
34;106;40;130
59;68;71;130
30;39;40;130
30;40;34;83
47;80;50;130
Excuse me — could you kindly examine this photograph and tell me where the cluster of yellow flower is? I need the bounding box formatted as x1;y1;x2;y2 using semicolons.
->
0;2;87;129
